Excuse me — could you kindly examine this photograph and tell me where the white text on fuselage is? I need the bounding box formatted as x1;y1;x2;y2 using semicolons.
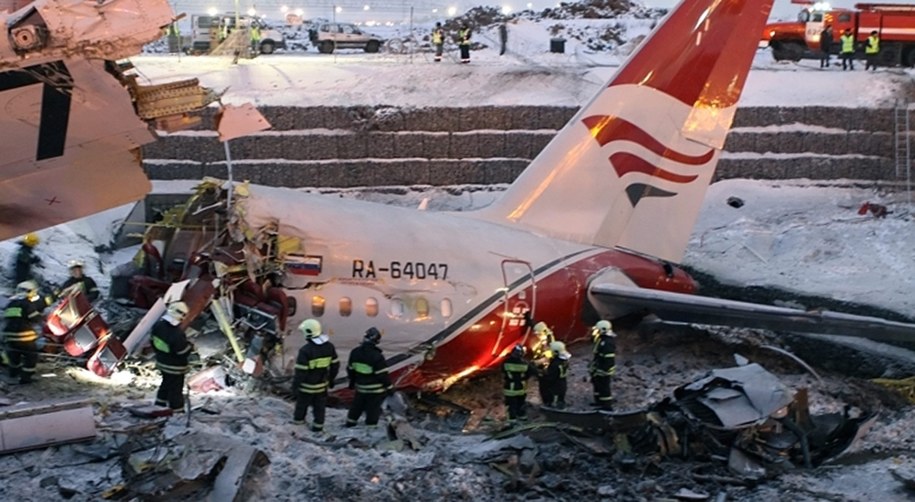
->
352;260;449;280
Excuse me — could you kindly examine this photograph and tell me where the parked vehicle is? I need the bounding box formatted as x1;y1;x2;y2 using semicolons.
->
189;14;285;54
308;22;383;54
763;2;915;65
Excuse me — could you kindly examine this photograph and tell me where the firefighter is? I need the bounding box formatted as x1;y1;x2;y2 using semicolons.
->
60;259;100;302
865;30;880;71
539;341;571;409
589;320;616;409
432;22;444;62
820;25;833;68
13;233;41;284
2;281;42;384
345;327;392;427
152;301;192;411
502;343;536;423
840;28;855;71
458;24;471;64
530;321;555;403
292;319;340;432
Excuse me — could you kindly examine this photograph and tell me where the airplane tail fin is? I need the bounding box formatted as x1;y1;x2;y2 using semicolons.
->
476;0;774;263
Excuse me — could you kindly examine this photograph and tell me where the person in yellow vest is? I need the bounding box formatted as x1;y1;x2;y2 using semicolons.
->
432;22;444;62
840;28;855;71
865;30;880;71
250;24;262;54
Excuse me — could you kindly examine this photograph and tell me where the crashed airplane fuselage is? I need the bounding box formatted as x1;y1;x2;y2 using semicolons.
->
119;0;915;394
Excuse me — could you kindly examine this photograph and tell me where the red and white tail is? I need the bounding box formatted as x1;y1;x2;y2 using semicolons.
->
476;0;774;263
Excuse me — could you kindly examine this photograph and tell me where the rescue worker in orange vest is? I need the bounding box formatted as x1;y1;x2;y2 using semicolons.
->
152;301;192;411
345;327;392;427
502;343;536;423
865;30;880;71
589;320;616;409
539;341;571;409
840;28;855;71
292;319;340;432
2;281;42;384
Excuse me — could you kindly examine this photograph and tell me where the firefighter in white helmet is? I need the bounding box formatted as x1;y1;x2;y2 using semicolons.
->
152;301;192;411
292;319;340;432
589;320;616;409
60;259;100;302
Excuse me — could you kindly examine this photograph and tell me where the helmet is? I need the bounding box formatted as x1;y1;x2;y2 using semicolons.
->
550;341;571;359
68;259;84;269
16;280;38;297
22;233;39;247
595;320;612;335
364;327;382;345
511;343;526;357
533;321;550;336
299;318;322;339
166;301;189;322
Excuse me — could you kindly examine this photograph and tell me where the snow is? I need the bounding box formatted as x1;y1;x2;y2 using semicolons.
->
3;7;915;499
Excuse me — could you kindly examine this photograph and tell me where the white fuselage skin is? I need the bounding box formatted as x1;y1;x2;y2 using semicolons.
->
239;185;693;390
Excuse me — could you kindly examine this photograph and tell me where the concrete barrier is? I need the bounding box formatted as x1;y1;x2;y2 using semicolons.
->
143;106;906;186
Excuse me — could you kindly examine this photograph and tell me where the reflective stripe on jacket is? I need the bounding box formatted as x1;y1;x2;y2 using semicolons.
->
293;340;340;395
502;356;535;396
347;342;392;394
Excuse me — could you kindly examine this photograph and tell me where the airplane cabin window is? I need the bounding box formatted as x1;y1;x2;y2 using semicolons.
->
416;297;430;320
311;295;325;317
390;299;404;318
365;297;379;317
339;297;352;317
440;298;453;318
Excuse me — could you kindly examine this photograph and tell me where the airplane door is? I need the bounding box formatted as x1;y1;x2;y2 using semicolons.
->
494;259;536;355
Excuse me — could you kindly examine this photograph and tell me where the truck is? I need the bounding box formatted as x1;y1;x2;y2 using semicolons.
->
763;2;915;66
189;14;285;54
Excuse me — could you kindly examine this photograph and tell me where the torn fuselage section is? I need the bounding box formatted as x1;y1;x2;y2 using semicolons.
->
118;180;299;374
542;363;874;481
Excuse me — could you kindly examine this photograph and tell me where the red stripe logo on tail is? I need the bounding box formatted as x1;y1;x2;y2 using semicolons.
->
582;115;714;206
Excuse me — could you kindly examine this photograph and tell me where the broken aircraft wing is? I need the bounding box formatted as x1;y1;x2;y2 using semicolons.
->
588;283;915;344
0;0;216;241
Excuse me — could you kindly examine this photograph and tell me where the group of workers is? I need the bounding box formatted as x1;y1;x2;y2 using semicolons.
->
430;22;474;63
291;319;392;432
821;25;881;71
2;233;100;384
501;319;616;423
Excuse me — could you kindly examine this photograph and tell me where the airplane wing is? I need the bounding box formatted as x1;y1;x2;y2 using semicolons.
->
0;0;217;241
588;283;915;344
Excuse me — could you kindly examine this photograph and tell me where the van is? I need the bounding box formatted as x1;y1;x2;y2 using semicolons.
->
189;14;286;54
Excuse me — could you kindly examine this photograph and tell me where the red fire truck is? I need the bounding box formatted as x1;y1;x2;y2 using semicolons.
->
763;2;915;66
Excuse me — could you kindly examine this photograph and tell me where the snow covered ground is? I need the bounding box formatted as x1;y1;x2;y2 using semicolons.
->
2;7;915;500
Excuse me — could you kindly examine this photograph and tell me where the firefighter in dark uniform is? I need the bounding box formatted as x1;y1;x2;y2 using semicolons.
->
292;318;340;432
502;343;536;423
13;233;41;284
539;341;571;409
3;281;42;383
60;259;100;302
589;320;616;409
152;301;192;411
345;327;392;427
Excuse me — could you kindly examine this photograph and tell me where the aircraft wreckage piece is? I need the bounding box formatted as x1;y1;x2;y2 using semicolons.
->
0;399;95;454
540;363;875;481
0;0;218;241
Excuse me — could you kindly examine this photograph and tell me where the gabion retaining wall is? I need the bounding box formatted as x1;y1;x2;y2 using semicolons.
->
142;106;902;186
